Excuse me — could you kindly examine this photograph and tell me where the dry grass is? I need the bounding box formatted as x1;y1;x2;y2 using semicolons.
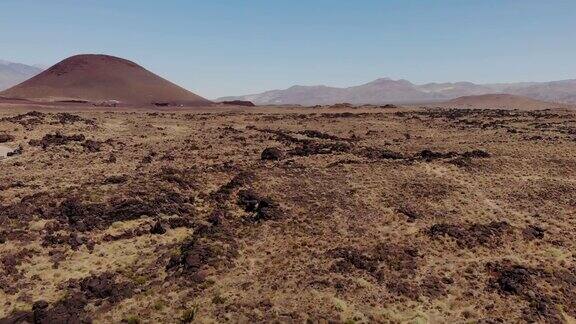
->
0;104;574;323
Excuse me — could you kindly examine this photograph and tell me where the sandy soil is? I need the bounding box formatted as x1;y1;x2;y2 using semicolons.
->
0;104;575;323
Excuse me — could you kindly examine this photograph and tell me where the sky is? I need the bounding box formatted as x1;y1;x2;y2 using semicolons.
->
1;0;575;99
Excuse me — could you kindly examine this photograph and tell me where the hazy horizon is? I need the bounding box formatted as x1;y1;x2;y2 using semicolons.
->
1;0;575;98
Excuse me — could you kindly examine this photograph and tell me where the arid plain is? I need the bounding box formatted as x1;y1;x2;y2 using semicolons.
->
0;103;575;323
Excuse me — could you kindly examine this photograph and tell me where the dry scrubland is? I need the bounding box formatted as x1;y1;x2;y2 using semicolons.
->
0;104;575;323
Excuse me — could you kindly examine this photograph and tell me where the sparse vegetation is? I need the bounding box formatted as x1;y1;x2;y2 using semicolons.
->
153;300;167;311
180;307;197;323
123;316;141;324
0;105;574;323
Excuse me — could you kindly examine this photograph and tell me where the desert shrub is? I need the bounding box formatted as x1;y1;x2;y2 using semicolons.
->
123;316;140;324
181;307;197;323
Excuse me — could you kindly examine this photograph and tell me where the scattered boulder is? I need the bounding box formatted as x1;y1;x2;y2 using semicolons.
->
105;154;117;163
417;149;457;161
78;272;133;302
210;171;254;204
493;265;534;295
237;190;281;222
167;221;239;281
462;149;490;158
427;221;513;248
29;133;86;149
42;232;91;251
299;130;343;141
357;147;404;160
30;295;89;324
485;262;573;322
328;243;423;299
0;273;132;324
396;204;422;222
260;147;283;161
150;220;167;235
417;149;490;164
54;193;193;232
103;174;127;184
0;134;15;143
289;141;350;157
329;247;378;273
0;111;46;129
156;166;198;189
7;145;23;157
141;155;153;164
523;225;545;240
82;140;102;152
54;113;94;125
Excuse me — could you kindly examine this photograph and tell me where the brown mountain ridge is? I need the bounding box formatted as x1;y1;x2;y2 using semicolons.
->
443;94;573;110
218;78;576;106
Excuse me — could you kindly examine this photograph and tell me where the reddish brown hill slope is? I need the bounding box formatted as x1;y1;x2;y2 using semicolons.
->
0;54;211;106
443;93;572;110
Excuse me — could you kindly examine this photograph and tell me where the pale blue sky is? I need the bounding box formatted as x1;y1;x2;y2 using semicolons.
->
1;0;575;98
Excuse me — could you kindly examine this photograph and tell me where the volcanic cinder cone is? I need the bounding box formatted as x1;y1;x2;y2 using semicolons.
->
0;54;212;106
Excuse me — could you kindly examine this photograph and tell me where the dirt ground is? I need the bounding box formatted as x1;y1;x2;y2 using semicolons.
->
0;103;575;323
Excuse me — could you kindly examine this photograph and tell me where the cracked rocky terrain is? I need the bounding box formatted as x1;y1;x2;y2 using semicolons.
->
0;104;575;323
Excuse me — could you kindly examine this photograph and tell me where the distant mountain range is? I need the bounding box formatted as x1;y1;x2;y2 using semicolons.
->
0;60;43;91
218;78;576;105
3;58;575;106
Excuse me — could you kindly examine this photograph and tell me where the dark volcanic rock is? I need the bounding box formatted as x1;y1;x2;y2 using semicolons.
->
523;225;545;240
299;130;343;141
0;273;132;324
0;111;46;129
82;139;102;152
0;134;15;143
54;112;94;125
6;145;23;157
55;193;192;231
78;272;133;302
105;154;117;163
328;247;378;273
427;221;513;248
494;259;576;321
210;171;254;204
221;100;256;107
289;141;350;157
237;190;281;221
30;294;90;324
150;220;167;234
417;149;458;161
157;166;198;189
462;149;490;158
494;265;534;295
357;147;404;160
167;220;239;281
260;147;283;161
103;174;128;184
29;132;86;149
42;232;90;250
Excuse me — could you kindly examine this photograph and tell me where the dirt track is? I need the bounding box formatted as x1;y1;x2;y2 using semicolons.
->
0;104;575;323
